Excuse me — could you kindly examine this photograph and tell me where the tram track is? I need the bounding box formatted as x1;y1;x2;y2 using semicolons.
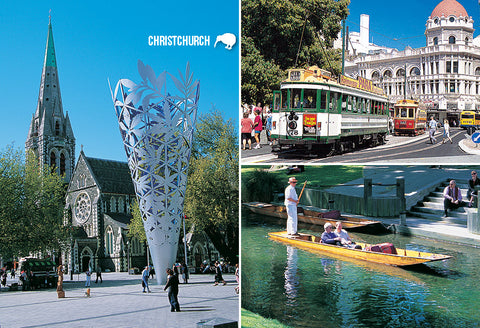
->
311;130;465;163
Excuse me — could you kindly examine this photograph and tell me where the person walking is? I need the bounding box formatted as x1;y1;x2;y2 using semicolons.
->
182;262;189;284
442;119;452;144
142;266;151;293
285;177;299;235
85;269;91;288
428;116;437;144
213;261;226;286
241;112;254;150
164;268;180;312
95;266;102;283
234;263;239;294
253;110;263;149
265;109;273;145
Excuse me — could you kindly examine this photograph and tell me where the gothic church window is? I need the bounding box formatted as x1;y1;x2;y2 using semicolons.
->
118;197;124;213
50;151;56;169
106;226;114;255
60;153;66;176
110;197;116;213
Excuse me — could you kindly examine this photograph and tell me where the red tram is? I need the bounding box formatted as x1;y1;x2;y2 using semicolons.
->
393;99;427;136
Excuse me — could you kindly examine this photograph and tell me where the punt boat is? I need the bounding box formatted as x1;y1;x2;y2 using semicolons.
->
244;202;388;233
268;231;452;267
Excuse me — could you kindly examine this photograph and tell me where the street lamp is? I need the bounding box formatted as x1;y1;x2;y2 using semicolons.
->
126;240;130;274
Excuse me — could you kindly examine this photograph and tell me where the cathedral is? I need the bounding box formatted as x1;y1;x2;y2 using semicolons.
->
26;18;220;274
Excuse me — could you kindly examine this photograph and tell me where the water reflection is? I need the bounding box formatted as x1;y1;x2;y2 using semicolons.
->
285;246;299;302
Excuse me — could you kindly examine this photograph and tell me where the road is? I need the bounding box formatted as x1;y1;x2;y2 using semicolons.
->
241;127;480;164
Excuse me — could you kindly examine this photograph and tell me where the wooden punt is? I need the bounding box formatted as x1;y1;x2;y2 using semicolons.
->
244;202;387;233
268;231;452;267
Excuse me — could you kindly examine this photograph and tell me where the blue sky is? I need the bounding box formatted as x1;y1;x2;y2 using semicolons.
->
0;0;239;162
347;0;480;50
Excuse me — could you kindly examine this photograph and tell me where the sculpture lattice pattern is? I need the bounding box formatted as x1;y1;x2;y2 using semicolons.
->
112;60;199;249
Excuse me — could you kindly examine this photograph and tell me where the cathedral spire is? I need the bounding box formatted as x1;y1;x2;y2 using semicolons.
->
26;16;76;184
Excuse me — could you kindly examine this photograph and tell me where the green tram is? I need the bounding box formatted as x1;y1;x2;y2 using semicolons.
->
271;66;389;155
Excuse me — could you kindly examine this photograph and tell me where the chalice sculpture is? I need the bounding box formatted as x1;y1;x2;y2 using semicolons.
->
111;60;199;284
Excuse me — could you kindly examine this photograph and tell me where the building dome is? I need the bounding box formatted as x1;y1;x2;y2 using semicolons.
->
431;0;468;18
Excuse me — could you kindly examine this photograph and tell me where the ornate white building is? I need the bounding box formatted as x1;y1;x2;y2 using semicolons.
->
345;0;480;122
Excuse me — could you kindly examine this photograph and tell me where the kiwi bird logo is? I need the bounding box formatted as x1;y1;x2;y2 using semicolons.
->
214;33;236;50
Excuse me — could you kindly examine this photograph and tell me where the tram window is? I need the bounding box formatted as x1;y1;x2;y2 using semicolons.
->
347;96;352;112
320;90;327;111
281;89;288;109
303;89;317;110
401;109;407;117
352;96;357;112
409;108;414;118
366;99;371;114
341;94;347;112
290;89;302;109
330;92;339;112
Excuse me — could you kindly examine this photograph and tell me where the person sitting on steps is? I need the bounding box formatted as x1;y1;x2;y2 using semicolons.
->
443;180;464;217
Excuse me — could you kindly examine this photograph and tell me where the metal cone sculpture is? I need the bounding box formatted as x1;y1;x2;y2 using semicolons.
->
111;60;199;284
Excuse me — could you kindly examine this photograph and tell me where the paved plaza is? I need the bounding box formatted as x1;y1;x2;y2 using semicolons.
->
0;272;239;328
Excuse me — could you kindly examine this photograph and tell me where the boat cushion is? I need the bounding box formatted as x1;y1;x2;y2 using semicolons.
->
319;210;341;219
366;243;397;255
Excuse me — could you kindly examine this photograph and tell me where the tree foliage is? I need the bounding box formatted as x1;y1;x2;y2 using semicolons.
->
242;169;283;203
127;198;147;243
185;109;239;263
241;0;349;104
0;146;69;259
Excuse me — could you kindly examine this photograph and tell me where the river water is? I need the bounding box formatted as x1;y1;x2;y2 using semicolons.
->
241;212;480;328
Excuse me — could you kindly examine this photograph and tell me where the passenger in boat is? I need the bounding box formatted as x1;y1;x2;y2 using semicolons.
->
285;177;299;235
334;222;362;250
321;222;341;245
467;171;480;207
443;180;464;217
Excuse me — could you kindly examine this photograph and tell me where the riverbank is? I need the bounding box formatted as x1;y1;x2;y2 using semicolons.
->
241;309;292;328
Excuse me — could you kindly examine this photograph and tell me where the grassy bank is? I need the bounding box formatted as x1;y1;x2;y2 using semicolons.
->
241;308;292;328
242;165;364;189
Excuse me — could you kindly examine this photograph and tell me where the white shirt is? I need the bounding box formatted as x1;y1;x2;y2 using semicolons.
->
334;229;351;243
284;185;298;206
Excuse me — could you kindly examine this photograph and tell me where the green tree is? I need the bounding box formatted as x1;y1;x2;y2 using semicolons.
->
241;0;349;104
0;146;69;259
185;109;239;263
127;198;147;243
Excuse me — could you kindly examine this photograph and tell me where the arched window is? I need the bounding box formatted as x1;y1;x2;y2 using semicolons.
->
118;197;124;213
60;153;66;176
371;71;380;81
110;197;116;213
50;151;56;169
449;17;455;23
475;67;480;76
465;37;469;45
383;70;392;78
131;237;141;255
55;121;60;136
449;36;456;44
396;69;405;77
105;226;114;255
410;67;421;76
433;37;438;45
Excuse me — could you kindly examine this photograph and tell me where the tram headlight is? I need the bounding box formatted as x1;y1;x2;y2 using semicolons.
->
288;121;297;130
288;114;294;120
293;115;298;121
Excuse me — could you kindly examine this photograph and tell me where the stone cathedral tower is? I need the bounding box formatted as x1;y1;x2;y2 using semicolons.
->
25;17;75;183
